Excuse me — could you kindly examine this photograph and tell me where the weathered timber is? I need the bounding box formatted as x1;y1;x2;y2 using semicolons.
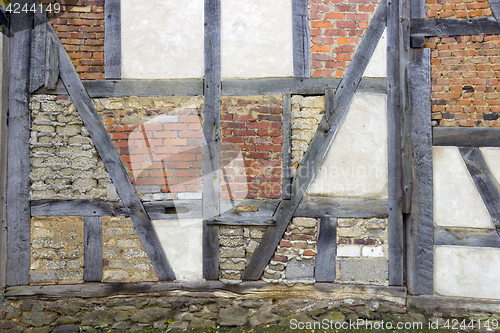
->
410;17;500;36
410;0;426;18
203;0;221;280
5;281;407;305
490;0;500;24
29;5;46;92
459;147;500;231
387;0;404;286
34;79;204;97
296;196;388;218
31;200;132;216
144;200;202;220
49;24;175;280
292;0;310;77
83;217;103;282
6;0;34;286
324;88;334;121
207;216;276;226
435;227;500;248
104;0;121;79
410;35;426;48
243;0;387;280
433;127;500;147
315;217;337;282
406;48;433;295
283;94;292;200
44;33;59;90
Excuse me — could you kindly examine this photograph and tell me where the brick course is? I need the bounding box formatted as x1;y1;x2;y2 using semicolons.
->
426;0;492;18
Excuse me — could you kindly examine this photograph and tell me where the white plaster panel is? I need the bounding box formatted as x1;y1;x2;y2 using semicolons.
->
221;0;293;79
307;93;388;198
121;0;204;79
363;28;387;78
480;148;500;188
435;246;500;300
433;146;494;228
152;219;203;282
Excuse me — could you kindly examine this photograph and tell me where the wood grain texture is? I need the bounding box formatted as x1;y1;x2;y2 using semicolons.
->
406;48;433;295
410;0;426;18
433;127;500;147
44;33;59;90
410;17;500;36
203;0;221;280
49;24;175;281
29;5;46;92
6;0;34;286
243;0;387;280
292;0;310;77
435;227;500;247
459;147;500;231
104;0;121;79
296;197;388;218
207;216;276;226
387;0;404;286
282;94;292;200
315;217;337;282
84;217;103;282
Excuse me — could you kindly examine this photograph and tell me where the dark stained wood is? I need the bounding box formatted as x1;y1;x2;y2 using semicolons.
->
459;147;500;231
282;94;292;200
406;48;433;295
5;281;407;304
315;217;337;282
104;0;121;79
49;24;175;281
6;0;34;287
296;197;388;218
387;0;404;286
203;0;221;280
433;127;500;147
324;88;334;121
435;227;500;248
292;0;310;77
44;33;59;90
243;0;387;280
144;200;202;220
29;5;46;92
490;0;500;23
84;217;103;282
207;216;276;226
410;17;500;36
31;200;132;217
35;79;204;97
410;35;426;48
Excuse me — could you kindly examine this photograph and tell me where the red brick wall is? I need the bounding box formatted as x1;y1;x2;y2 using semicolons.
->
221;96;283;200
426;35;500;127
309;0;379;78
426;0;492;18
42;0;104;80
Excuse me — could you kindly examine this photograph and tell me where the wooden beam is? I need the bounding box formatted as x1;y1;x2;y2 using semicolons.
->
104;0;121;79
4;281;407;305
203;0;221;281
435;227;500;247
410;0;426;19
282;94;292;200
6;0;34;287
144;201;202;220
315;217;337;282
49;24;175;281
292;0;310;77
489;0;500;24
31;200;132;217
459;147;500;231
83;217;103;282
34;79;204;97
207;216;276;226
410;17;500;36
387;0;404;286
44;33;59;90
29;5;46;92
433;127;500;147
406;48;433;295
296;196;388;218
242;0;387;280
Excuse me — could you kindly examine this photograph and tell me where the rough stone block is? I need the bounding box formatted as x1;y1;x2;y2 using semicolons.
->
285;258;314;280
337;258;388;285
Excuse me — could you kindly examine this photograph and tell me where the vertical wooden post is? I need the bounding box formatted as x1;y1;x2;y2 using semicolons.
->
6;0;34;286
104;0;121;79
282;94;292;200
407;48;433;294
203;0;221;280
315;217;337;282
292;0;310;77
84;217;103;282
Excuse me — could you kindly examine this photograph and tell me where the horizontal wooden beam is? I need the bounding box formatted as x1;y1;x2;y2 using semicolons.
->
207;216;276;226
435;227;500;247
4;281;406;304
296;196;389;218
410;17;500;36
433;127;500;147
144;200;202;220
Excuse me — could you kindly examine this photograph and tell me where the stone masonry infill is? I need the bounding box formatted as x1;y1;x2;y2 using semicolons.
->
291;95;325;176
30;95;116;201
30;217;84;285
337;217;389;286
0;294;499;332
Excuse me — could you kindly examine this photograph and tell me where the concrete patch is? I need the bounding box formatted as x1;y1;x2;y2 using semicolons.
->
337;258;388;286
363;28;387;78
285;258;314;280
